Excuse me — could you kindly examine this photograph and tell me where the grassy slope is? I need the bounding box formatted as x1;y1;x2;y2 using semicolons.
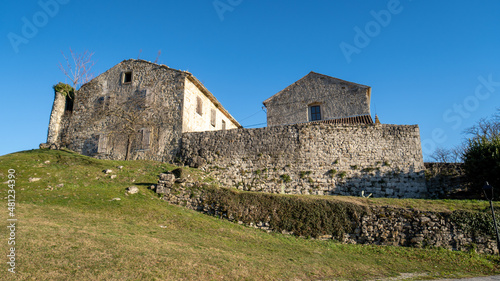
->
0;149;499;280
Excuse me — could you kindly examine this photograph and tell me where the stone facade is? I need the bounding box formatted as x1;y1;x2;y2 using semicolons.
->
180;122;427;198
263;72;371;126
46;59;240;162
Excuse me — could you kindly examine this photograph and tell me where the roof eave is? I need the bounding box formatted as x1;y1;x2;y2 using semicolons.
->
186;75;242;129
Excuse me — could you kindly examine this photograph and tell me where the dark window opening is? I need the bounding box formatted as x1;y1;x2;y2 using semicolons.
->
309;105;321;121
222;120;226;130
123;71;132;84
65;95;74;113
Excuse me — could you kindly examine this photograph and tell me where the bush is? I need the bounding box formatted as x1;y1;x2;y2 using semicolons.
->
53;82;75;99
203;187;367;239
463;136;500;195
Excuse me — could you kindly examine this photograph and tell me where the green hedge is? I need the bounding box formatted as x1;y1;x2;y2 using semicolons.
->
202;187;367;239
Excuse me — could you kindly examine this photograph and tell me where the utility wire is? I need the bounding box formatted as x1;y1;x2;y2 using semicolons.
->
238;108;266;122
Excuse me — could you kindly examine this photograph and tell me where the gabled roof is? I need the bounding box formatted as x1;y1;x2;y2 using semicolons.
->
83;59;241;128
263;71;370;106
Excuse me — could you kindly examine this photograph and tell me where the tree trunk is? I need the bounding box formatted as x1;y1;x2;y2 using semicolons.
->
125;136;132;160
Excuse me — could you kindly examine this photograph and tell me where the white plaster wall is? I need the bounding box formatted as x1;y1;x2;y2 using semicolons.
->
182;78;238;133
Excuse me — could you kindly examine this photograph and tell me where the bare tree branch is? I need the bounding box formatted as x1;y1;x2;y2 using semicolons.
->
58;48;95;89
154;50;161;64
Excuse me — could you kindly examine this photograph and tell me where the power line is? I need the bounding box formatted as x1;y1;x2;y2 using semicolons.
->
237;108;266;122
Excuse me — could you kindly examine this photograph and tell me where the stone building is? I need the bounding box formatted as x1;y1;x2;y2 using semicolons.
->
46;59;241;161
263;72;373;126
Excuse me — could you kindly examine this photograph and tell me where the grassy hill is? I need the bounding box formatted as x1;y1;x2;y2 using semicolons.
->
1;149;500;280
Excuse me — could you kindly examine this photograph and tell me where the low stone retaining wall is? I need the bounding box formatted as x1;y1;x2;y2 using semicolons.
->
156;172;498;255
425;162;467;198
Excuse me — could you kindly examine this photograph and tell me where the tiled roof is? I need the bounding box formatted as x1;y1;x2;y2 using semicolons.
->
310;114;374;125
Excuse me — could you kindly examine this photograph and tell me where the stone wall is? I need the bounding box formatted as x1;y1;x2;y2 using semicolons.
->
156;175;498;255
180;123;427;198
46;91;66;144
263;72;371;126
58;59;187;162
425;163;467;199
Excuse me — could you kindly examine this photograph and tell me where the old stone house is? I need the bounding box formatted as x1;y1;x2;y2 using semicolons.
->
263;72;373;126
46;63;427;198
46;59;241;161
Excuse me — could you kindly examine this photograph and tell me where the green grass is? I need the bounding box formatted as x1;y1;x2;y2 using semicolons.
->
1;149;500;280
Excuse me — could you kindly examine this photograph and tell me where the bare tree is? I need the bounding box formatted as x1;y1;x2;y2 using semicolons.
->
464;110;500;141
107;94;153;160
154;50;161;64
59;48;95;89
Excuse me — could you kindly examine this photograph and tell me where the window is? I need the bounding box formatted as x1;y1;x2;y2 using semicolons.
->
309;105;321;121
196;96;203;116
97;134;107;153
64;95;74;113
123;71;132;84
210;109;216;127
222;120;226;130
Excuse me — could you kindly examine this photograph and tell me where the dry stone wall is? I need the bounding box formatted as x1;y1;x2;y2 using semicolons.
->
156;177;498;255
180;123;427;198
425;163;466;199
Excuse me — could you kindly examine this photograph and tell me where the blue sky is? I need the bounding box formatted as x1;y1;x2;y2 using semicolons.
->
1;0;500;161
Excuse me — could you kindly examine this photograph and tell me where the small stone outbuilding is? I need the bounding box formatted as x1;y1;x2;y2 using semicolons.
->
263;72;373;126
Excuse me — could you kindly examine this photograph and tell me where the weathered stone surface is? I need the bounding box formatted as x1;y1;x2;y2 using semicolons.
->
47;59;240;162
47;91;67;144
180;123;426;198
39;143;51;149
171;168;188;179
159;173;176;182
126;186;139;194
425;163;466;198
263;72;371;126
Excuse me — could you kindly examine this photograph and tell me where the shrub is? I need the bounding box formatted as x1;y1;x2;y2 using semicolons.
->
463;136;500;195
299;171;311;179
53;82;74;98
280;174;291;183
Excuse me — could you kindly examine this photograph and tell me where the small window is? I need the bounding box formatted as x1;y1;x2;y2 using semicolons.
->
210;109;216;127
309;105;321;121
222;120;226;130
196;96;203;116
123;71;132;84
